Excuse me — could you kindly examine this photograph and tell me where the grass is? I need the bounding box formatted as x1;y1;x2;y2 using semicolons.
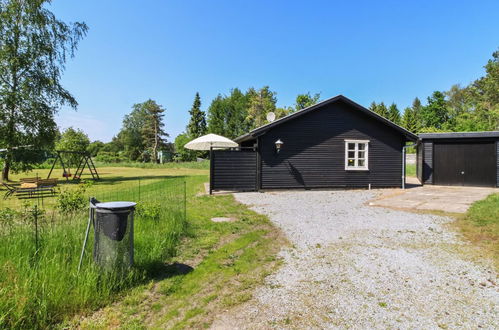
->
76;178;285;329
405;163;416;177
454;193;499;269
0;175;189;328
0;164;285;328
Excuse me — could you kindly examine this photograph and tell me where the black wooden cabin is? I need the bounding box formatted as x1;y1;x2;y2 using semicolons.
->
210;95;418;192
417;132;499;187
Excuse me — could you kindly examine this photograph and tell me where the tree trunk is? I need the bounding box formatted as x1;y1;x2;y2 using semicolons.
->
2;156;10;182
152;120;158;163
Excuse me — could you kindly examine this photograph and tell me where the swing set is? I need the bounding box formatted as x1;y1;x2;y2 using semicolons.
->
47;150;100;181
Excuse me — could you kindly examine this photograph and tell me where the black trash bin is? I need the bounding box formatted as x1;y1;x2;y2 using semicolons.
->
92;201;136;270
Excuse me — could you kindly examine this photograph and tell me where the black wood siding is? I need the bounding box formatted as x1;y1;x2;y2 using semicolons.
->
423;142;433;184
416;143;423;183
211;150;256;191
496;141;499;187
258;101;406;189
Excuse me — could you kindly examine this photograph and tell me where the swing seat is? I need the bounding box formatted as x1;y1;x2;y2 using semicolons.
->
63;172;72;178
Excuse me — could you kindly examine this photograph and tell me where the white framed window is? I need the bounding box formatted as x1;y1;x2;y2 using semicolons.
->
345;140;369;171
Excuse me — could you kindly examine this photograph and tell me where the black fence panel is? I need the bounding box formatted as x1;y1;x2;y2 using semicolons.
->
211;149;257;192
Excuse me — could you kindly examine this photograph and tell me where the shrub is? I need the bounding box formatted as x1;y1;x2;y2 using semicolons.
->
136;201;162;221
56;184;88;213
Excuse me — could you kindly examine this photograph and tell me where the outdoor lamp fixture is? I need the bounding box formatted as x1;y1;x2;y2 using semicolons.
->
275;139;284;153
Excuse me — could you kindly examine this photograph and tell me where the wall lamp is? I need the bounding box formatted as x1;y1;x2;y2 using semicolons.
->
275;139;283;153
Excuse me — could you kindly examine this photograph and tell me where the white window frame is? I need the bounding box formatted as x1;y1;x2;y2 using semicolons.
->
344;139;369;171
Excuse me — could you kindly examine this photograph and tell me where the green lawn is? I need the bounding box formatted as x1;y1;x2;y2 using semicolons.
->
0;165;285;328
405;163;416;177
455;193;499;269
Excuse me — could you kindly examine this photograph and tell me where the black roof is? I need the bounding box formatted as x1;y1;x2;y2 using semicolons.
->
235;95;418;143
419;131;499;139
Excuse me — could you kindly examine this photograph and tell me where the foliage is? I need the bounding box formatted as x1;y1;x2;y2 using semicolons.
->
294;92;321;111
0;177;187;328
382;49;499;133
245;86;277;129
0;0;88;180
387;103;401;124
87;140;105;157
369;101;389;118
421;91;449;130
174;132;196;161
140;99;169;163
135;201;162;221
118;103;149;161
55;127;90;167
186;92;207;139
94;151;128;163
207;88;250;139
56;183;88;213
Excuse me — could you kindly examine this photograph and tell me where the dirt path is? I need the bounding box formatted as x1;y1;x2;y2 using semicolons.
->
211;190;499;329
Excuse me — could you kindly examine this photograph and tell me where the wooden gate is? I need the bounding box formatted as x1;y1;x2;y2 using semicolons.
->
210;149;257;193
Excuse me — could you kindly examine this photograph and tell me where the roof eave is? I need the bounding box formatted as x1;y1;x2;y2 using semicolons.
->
236;95;418;143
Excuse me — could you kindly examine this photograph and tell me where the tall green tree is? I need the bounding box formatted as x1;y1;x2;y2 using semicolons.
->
55;127;90;168
140;99;168;163
294;92;321;111
119;104;148;161
87;140;104;157
371;101;389;118
387;103;401;124
245;86;277;129
467;50;499;130
186;92;207;138
401;107;418;132
226;88;249;138
0;0;88;180
207;94;227;136
206;88;250;139
174;132;196;161
421;91;448;130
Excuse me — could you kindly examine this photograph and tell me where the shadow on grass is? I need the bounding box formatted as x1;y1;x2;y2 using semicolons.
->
137;260;194;281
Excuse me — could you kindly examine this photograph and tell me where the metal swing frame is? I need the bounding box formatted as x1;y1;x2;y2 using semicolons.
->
47;150;100;181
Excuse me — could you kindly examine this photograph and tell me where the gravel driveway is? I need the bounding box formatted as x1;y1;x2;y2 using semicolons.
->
212;190;499;329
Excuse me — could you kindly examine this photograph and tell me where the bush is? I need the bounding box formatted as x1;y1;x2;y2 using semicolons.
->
94;151;129;163
56;184;88;213
136;201;162;221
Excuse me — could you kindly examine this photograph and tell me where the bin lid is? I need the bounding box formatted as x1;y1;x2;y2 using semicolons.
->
95;201;136;210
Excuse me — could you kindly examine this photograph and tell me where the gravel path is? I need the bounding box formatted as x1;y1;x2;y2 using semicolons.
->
211;190;499;329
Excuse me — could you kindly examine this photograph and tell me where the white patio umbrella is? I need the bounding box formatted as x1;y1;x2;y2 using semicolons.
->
184;133;238;150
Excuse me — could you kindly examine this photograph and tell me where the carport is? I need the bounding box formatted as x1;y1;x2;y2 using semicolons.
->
417;131;499;187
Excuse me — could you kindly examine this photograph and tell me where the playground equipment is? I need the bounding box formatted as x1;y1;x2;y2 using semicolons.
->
47;150;100;181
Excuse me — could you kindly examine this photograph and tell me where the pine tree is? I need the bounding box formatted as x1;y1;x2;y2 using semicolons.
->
376;102;390;118
369;101;378;113
187;92;207;138
402;107;418;132
421;91;448;129
140;99;168;163
411;97;423;132
387;103;401;124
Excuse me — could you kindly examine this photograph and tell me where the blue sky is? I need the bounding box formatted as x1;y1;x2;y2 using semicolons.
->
50;0;499;142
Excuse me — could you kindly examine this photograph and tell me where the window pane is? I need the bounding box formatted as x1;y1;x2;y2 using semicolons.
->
348;151;355;158
358;159;365;167
358;151;365;159
348;143;356;150
358;143;366;150
347;159;355;167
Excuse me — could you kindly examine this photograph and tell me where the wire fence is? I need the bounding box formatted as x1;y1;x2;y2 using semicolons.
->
0;177;188;328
